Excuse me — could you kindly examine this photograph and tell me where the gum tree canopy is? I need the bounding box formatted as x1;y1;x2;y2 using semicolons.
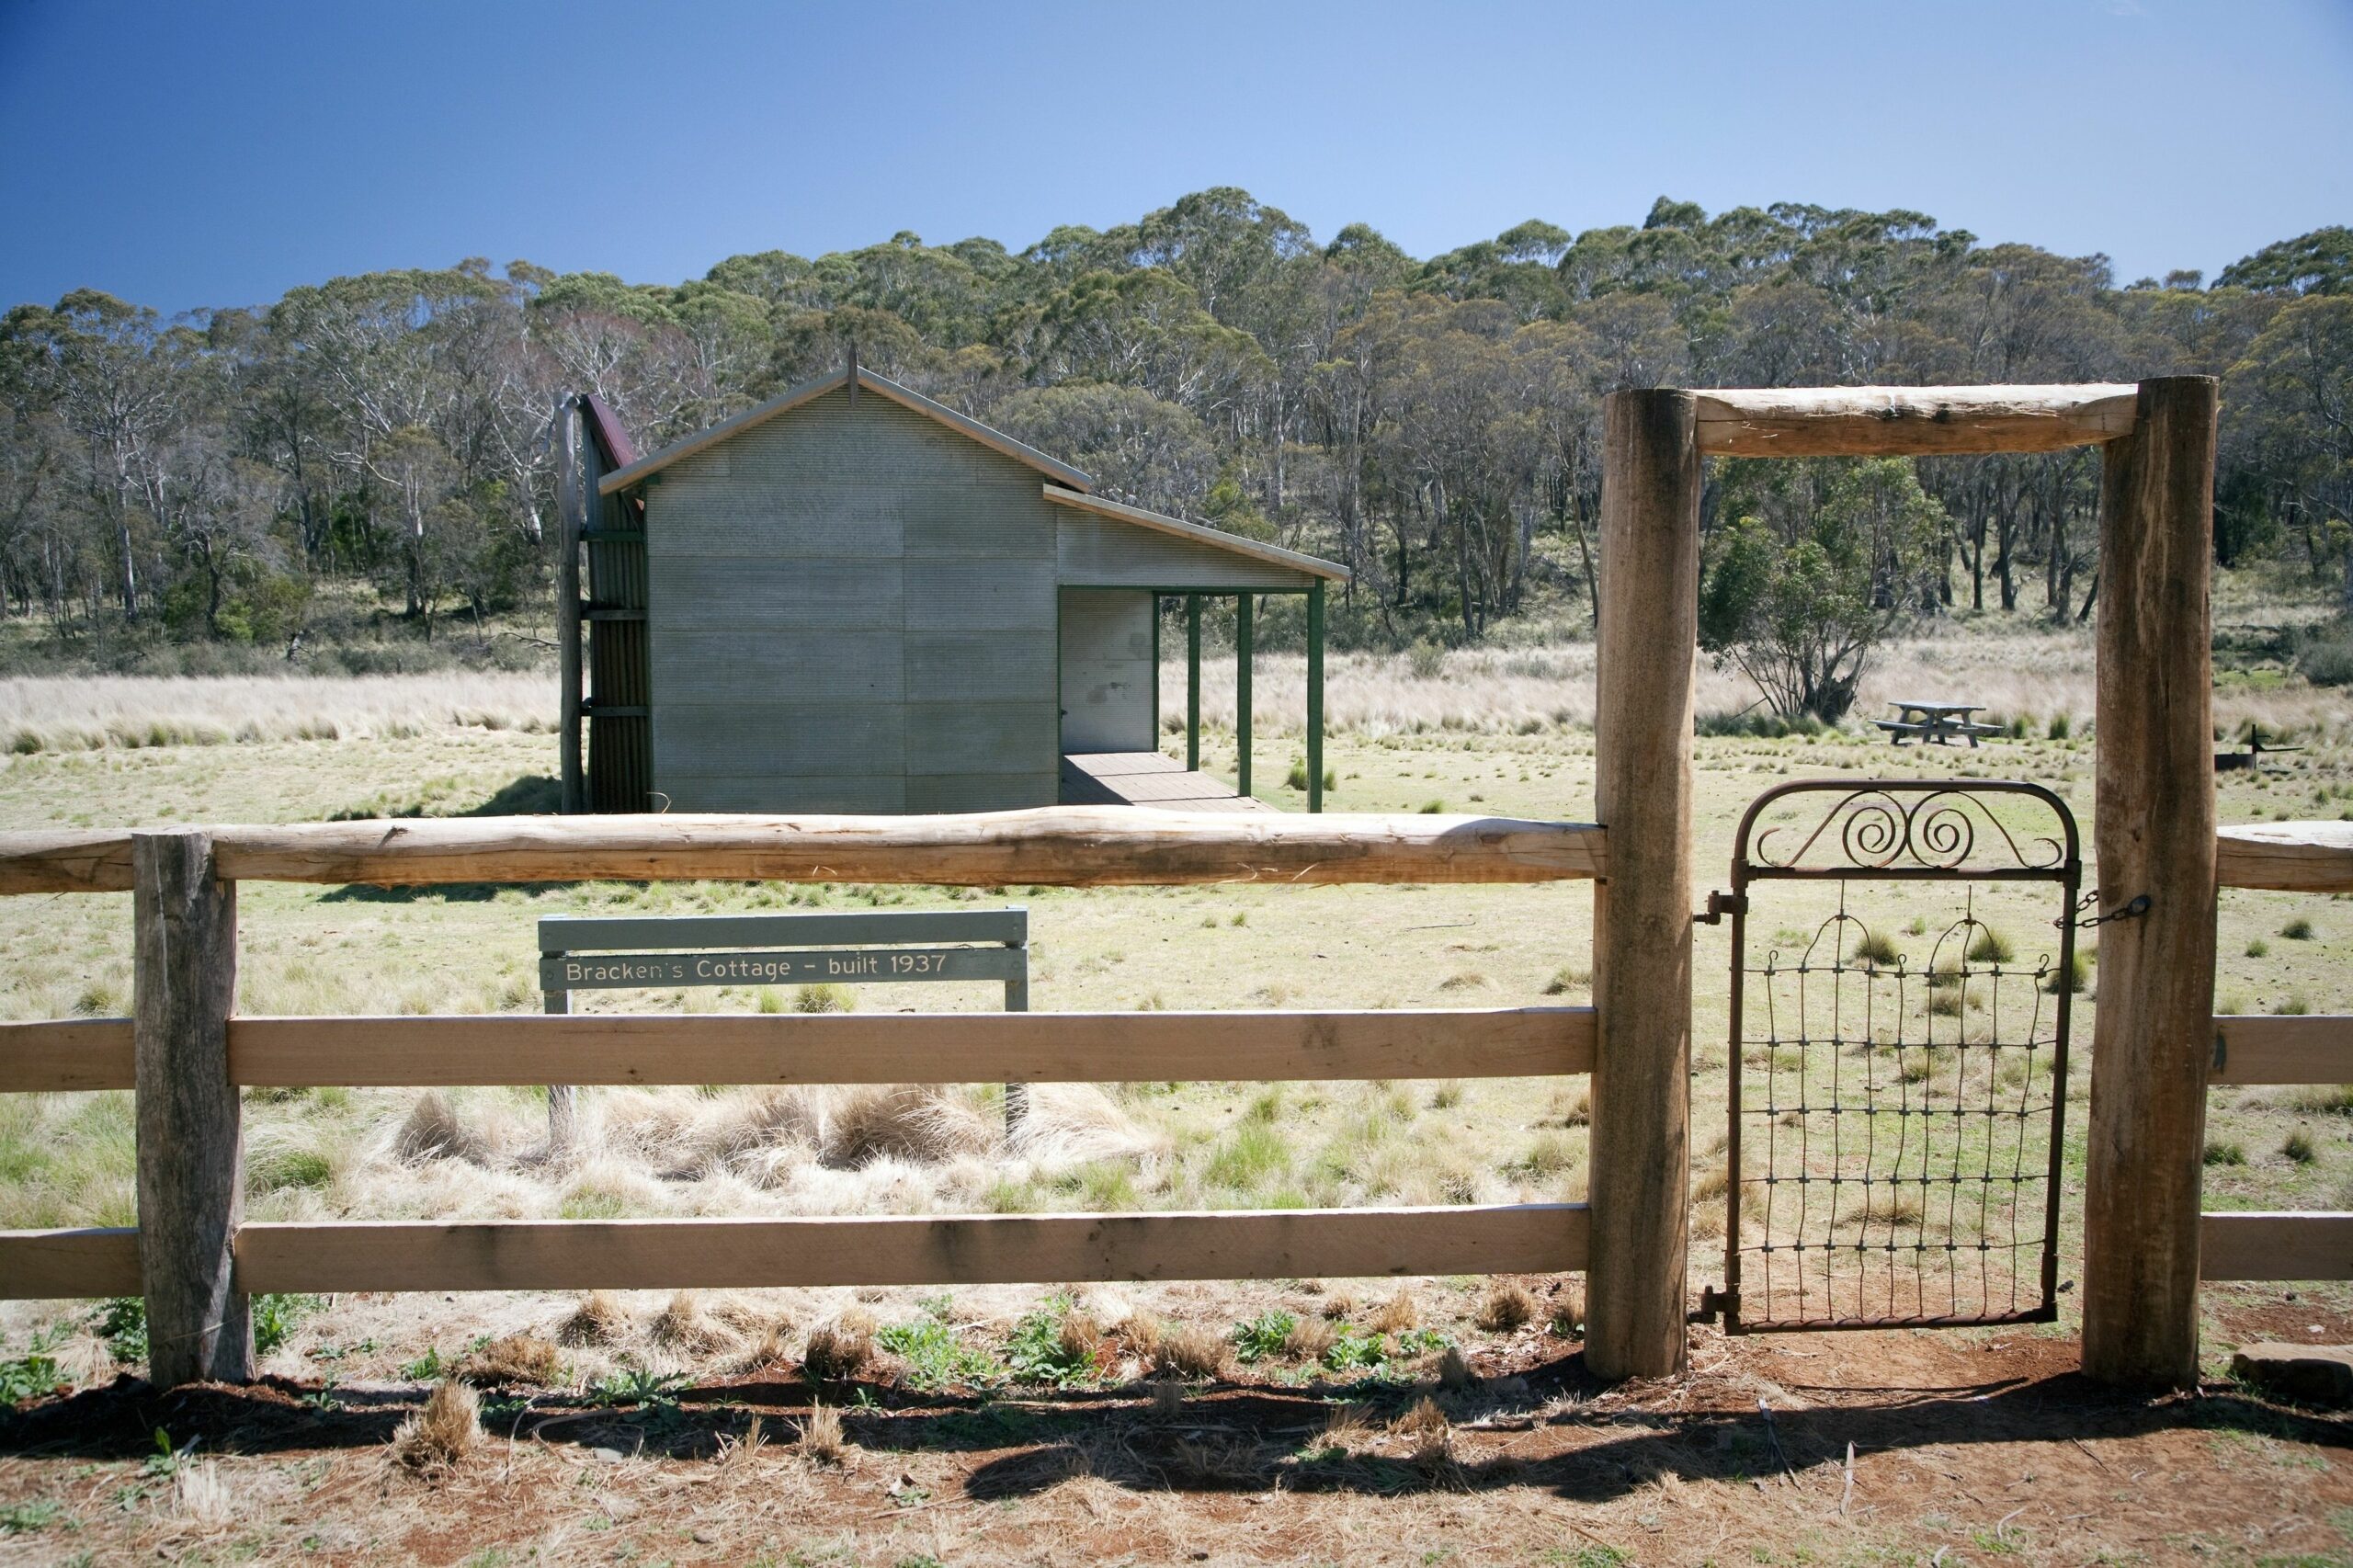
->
1698;458;1945;723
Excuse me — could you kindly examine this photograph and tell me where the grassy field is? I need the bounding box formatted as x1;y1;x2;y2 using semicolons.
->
0;629;2347;1562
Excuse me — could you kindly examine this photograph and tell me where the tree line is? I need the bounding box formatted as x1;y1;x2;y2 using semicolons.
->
1;190;2347;668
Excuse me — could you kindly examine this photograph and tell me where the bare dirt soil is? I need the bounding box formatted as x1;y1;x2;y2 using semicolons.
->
4;1302;2348;1567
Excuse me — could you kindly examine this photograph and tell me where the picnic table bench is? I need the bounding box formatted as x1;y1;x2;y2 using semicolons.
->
1874;700;2005;747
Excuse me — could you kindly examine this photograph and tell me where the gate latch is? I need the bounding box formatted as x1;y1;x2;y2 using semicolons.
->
1696;891;1746;926
1690;1285;1736;1324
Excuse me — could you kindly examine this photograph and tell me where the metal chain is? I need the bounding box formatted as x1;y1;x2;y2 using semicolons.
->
2073;891;2152;929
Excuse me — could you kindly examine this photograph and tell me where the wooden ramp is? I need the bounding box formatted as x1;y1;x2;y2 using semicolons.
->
1059;752;1272;812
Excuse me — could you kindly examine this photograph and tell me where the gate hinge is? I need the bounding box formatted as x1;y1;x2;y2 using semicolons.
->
1696;891;1747;926
1690;1285;1736;1324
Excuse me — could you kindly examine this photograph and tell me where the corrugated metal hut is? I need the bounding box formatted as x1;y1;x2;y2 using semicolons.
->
551;365;1346;816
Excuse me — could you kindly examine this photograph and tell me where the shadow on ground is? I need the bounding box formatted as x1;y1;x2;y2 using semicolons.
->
6;1353;2345;1506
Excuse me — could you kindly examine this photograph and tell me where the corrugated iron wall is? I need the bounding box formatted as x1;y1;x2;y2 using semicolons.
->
643;386;1061;813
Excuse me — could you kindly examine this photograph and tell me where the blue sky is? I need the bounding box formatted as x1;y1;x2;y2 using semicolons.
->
1;0;2347;315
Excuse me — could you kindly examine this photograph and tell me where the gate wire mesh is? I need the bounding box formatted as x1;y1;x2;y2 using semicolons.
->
1721;781;2080;1334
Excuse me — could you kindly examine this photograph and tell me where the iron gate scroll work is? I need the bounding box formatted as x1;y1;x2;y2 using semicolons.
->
1700;780;2081;1334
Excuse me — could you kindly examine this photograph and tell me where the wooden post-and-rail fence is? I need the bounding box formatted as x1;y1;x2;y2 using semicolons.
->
6;381;2353;1393
0;809;1624;1388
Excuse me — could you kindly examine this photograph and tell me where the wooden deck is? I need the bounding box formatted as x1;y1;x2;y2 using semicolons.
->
1059;752;1272;812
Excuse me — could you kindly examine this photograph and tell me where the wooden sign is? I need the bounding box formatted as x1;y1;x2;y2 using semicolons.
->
540;946;1021;991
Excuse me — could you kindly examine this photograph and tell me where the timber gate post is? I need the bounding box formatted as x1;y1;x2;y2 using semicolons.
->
2083;376;2221;1389
1587;388;1701;1380
132;830;251;1386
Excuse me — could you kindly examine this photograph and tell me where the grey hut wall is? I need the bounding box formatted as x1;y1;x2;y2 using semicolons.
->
644;386;1060;812
1057;590;1154;753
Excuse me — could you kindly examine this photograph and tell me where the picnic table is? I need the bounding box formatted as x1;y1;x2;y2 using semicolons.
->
1875;699;2004;747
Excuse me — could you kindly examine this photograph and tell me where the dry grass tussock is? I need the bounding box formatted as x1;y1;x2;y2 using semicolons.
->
391;1380;482;1476
651;1290;737;1354
457;1333;559;1386
1473;1279;1537;1333
795;1402;848;1466
354;1081;1161;1226
1149;1321;1231;1380
560;1290;631;1346
1165;631;2350;740
801;1309;877;1381
169;1459;233;1528
1368;1287;1422;1334
0;670;550;751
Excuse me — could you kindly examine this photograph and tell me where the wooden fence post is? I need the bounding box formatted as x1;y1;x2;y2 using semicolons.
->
1587;388;1701;1381
133;830;251;1386
2083;375;2220;1389
555;395;586;815
1235;593;1254;800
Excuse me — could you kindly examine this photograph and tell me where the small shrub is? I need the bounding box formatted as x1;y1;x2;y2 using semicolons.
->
1232;1309;1298;1364
1418;798;1447;813
0;1497;63;1532
252;1293;320;1355
1473;1279;1536;1333
876;1318;1002;1390
0;1328;64;1403
94;1297;146;1363
1407;641;1447;679
1006;1296;1107;1388
2203;1140;2246;1167
2047;713;2072;741
2283;1131;2318;1165
2292;617;2353;687
2246;938;2271;958
2281;917;2316;941
588;1368;689;1408
1321;1323;1387;1373
2047;951;2091;994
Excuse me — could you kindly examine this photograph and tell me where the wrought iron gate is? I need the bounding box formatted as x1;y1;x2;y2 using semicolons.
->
1703;780;2081;1334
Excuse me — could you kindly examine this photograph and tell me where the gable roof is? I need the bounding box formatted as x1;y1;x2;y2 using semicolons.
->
598;365;1092;496
1043;485;1349;582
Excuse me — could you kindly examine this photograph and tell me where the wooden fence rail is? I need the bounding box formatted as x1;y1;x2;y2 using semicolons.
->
0;1007;1593;1094
2214;822;2353;893
0;1205;1591;1301
0;809;1607;895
